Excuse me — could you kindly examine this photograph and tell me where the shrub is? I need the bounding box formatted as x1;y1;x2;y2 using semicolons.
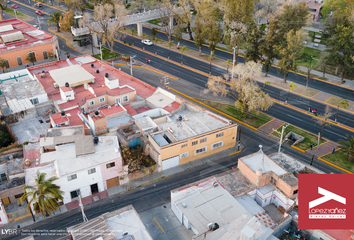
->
141;168;146;174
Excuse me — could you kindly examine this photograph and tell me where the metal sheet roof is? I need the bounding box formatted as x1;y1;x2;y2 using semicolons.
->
49;65;95;87
0;25;13;33
1;31;24;43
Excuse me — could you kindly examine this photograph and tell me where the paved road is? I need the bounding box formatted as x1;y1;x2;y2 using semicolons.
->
1;121;343;240
110;39;354;142
125;24;354;102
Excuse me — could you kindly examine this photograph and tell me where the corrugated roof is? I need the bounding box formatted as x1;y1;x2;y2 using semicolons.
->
1;31;24;43
49;65;95;87
0;25;13;33
67;217;114;240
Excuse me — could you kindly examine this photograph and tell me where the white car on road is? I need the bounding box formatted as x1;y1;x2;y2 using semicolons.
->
141;39;153;45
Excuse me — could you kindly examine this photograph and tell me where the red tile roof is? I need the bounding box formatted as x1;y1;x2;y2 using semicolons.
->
51;113;69;125
124;104;137;116
0;19;54;53
135;106;151;114
163;102;180;113
321;229;353;240
60;86;72;92
98;104;125;117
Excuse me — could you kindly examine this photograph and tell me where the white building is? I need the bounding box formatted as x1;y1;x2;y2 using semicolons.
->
24;126;128;212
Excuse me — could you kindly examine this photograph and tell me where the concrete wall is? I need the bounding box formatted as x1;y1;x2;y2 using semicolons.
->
0;148;23;162
277;176;298;199
34;100;58;117
272;215;292;237
7;108;37;126
158;124;238;170
0;205;9;226
80;92;136;112
0;184;24;207
132;108;169;120
100;157;126;189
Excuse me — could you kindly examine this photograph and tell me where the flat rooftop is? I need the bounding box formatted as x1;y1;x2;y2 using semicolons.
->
41;136;122;177
157;108;230;142
171;177;248;234
240;152;287;176
11;119;50;143
45;125;84;137
0;19;54;53
49;65;95;88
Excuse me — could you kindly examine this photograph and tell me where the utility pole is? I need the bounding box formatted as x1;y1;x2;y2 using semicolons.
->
318;132;320;146
14;10;17;19
100;43;103;61
78;195;88;222
231;46;237;79
129;55;136;76
273;124;290;153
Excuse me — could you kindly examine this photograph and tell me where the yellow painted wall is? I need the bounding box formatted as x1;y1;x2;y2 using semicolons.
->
160;124;238;168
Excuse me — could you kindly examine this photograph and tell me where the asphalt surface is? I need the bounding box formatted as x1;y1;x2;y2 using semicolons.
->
125;24;354;102
108;39;353;143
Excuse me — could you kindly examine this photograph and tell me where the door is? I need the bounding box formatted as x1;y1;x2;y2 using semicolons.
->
106;177;119;189
162;155;179;170
90;183;99;194
1;197;10;205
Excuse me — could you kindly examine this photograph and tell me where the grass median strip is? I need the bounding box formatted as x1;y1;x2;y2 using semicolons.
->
321;150;354;173
5;8;28;19
196;99;272;128
272;124;326;150
93;47;120;60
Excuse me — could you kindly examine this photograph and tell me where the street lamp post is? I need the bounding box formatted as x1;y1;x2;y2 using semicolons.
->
231;46;237;79
273;124;290;153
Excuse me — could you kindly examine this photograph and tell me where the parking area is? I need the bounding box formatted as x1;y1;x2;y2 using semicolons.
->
139;203;195;240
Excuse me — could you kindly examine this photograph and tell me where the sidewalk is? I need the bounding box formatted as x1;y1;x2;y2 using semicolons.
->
1;142;243;230
142;22;352;88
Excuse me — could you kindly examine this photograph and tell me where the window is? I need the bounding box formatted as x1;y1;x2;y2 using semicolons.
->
270;176;277;186
88;168;96;174
212;141;223;150
89;100;95;106
181;144;187;148
43;50;48;59
106;162;115;168
216;132;224;138
99;97;105;103
67;174;77;181
293;189;298;195
16;57;22;66
70;189;80;199
122;95;129;103
28;52;37;63
200;138;207;143
195;147;207;155
192;140;198;146
180;152;189;158
115;97;121;104
30;98;39;105
14;193;24;199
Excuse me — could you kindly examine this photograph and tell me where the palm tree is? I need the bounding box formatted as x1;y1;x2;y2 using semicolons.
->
167;40;174;59
285;81;297;103
314;106;333;139
19;172;64;217
181;46;187;64
48;12;62;32
0;59;8;73
335;99;349;122
338;135;354;162
263;81;271;92
225;59;232;75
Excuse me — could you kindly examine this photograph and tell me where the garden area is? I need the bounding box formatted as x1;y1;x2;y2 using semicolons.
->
272;124;326;151
196;99;273;128
5;8;29;20
321;150;354;173
93;47;121;60
296;47;321;69
121;145;156;174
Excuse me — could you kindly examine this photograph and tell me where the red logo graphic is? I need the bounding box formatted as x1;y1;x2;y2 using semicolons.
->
298;174;354;229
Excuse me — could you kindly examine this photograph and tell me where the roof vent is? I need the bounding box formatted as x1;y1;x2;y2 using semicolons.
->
213;182;218;188
95;110;99;116
96;69;99;73
65;82;69;87
91;63;94;68
182;202;187;208
94;136;99;144
105;73;109;78
61;110;65;116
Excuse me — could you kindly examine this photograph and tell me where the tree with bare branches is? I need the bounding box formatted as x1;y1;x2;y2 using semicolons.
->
176;0;194;40
80;2;126;52
204;62;273;117
156;0;176;43
314;106;334;139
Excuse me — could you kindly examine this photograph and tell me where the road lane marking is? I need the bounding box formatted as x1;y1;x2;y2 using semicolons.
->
153;217;165;233
326;130;345;138
287;114;303;122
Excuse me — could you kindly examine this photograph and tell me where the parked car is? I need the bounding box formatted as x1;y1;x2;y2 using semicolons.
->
35;3;42;7
11;4;18;8
141;39;153;45
35;10;43;15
